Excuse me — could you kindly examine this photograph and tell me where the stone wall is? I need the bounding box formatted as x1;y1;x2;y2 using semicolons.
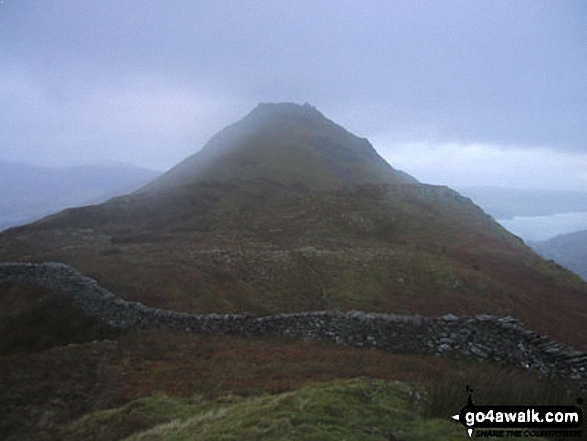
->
1;262;586;388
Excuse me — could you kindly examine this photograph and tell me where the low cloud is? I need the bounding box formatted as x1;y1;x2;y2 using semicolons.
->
375;140;587;191
0;71;246;170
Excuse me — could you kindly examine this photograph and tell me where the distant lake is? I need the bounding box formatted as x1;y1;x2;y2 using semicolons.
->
497;212;587;242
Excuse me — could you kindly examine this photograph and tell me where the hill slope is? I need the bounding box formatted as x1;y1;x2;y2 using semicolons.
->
530;229;587;280
0;103;586;348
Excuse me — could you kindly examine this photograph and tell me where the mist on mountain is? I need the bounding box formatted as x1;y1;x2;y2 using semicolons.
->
457;186;587;220
0;160;160;231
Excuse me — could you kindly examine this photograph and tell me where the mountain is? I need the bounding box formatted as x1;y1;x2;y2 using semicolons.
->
2;102;586;440
0;102;586;349
142;102;417;193
530;230;587;281
0;161;161;231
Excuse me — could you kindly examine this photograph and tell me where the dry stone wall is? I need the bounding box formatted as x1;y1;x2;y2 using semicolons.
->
1;262;586;388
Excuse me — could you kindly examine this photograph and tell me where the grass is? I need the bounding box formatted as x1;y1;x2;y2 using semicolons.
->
122;378;461;441
421;361;578;420
59;394;214;441
1;323;580;440
60;377;553;441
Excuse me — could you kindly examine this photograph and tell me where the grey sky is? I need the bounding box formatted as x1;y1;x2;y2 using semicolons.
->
1;0;586;190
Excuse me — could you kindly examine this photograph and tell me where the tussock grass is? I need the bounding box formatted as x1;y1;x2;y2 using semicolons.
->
60;394;217;441
2;327;575;440
420;362;579;420
123;378;471;441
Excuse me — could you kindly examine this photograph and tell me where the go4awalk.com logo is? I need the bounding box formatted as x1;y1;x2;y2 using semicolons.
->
451;387;584;438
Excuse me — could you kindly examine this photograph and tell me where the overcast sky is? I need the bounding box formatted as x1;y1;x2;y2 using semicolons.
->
1;0;586;190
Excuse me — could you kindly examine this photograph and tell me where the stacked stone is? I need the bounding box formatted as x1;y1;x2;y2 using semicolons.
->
1;262;586;389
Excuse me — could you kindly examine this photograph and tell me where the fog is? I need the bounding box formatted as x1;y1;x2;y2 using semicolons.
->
499;212;587;242
1;0;586;191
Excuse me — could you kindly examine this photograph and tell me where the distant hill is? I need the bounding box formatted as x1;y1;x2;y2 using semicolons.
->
1;103;586;349
530;230;587;281
457;186;587;220
0;161;160;231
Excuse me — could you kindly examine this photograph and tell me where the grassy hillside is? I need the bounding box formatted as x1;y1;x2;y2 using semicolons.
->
1;322;571;440
2;103;586;349
0;281;576;441
81;379;472;440
2;179;586;348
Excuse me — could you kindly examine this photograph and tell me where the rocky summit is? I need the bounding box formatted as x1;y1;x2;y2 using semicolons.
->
0;102;586;349
141;102;417;193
